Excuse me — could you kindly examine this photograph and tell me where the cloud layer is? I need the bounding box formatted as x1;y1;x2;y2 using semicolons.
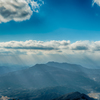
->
1;40;100;68
0;40;100;52
0;40;70;53
0;0;43;23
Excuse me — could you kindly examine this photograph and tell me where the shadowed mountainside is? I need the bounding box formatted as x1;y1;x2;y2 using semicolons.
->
53;92;96;100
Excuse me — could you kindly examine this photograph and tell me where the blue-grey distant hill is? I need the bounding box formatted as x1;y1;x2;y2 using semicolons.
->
0;65;29;76
0;62;100;99
0;62;99;91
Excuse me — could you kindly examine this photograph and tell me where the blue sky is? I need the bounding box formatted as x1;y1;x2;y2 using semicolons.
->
1;0;100;42
1;0;100;68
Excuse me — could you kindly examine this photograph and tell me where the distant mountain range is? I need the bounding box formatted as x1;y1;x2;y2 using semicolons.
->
0;62;98;90
0;65;29;76
0;62;100;99
47;62;100;83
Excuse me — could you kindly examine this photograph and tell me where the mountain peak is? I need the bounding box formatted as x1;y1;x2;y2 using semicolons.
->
53;92;96;100
47;61;59;64
46;61;69;65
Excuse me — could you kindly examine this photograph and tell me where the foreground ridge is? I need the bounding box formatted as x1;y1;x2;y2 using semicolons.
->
53;92;96;100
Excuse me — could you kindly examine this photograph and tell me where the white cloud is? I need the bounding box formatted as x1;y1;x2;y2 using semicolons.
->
1;40;100;68
0;40;70;50
1;40;100;54
92;0;100;6
70;41;90;50
0;40;100;52
0;0;43;23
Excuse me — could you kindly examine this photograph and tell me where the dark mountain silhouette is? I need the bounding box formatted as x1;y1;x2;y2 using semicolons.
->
53;92;96;100
4;86;87;100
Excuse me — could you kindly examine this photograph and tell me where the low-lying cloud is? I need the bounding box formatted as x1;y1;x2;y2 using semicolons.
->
5;46;57;50
0;40;70;51
0;40;100;52
1;40;100;68
0;0;44;23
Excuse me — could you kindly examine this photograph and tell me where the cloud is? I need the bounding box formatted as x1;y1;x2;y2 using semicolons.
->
1;40;100;53
92;0;100;6
1;40;100;52
0;0;44;23
1;40;100;68
70;41;89;50
0;40;70;51
72;46;88;50
5;46;57;50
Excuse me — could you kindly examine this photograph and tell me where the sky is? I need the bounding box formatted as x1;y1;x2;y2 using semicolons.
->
0;0;100;68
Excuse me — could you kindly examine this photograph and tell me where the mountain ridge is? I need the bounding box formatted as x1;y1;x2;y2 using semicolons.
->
53;92;96;100
0;62;98;91
0;62;100;99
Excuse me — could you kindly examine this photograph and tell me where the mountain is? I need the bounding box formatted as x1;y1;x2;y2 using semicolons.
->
2;86;87;100
47;62;100;83
53;92;96;100
0;63;98;91
0;65;29;76
46;62;86;72
0;62;100;99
